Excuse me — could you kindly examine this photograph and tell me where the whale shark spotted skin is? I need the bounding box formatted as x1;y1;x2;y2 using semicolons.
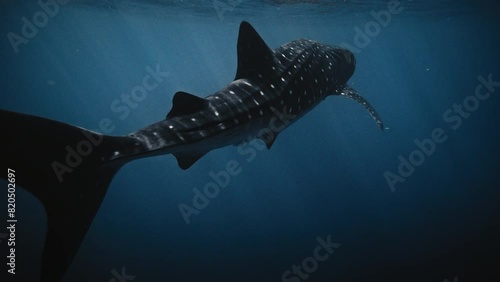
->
119;22;384;168
0;21;383;281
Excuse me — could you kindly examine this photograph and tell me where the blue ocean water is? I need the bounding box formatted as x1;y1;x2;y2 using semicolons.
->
1;0;499;281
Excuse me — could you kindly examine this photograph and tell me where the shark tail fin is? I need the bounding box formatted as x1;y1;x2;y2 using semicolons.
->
0;109;135;281
338;86;385;130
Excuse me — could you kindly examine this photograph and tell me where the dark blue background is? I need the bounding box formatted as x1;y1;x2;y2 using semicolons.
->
1;0;499;281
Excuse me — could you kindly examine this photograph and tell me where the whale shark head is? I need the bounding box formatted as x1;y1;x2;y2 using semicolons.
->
334;47;356;85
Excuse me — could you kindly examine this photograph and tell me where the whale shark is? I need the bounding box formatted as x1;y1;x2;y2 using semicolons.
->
0;21;383;281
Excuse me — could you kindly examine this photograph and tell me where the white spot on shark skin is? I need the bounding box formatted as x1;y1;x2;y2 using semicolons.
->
254;99;260;106
288;71;292;75
315;79;318;83
191;118;196;122
281;77;285;82
169;125;174;129
244;81;252;87
281;54;286;58
300;76;304;81
258;74;263;78
248;114;252;119
214;111;220;116
215;96;220;99
270;84;275;89
272;66;276;70
229;90;235;95
259;110;263;115
113;151;120;156
260;91;265;96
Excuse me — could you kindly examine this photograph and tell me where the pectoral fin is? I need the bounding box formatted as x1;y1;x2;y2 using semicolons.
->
338;86;384;130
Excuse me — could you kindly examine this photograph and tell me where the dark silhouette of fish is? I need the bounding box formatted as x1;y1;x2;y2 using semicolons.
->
0;21;383;281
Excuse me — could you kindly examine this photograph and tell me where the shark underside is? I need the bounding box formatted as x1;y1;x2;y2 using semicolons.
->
0;21;383;281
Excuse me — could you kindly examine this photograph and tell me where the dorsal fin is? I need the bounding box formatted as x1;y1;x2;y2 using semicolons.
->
234;21;275;80
166;91;209;119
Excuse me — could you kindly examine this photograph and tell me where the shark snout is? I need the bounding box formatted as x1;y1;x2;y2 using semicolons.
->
341;48;356;67
336;47;356;82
